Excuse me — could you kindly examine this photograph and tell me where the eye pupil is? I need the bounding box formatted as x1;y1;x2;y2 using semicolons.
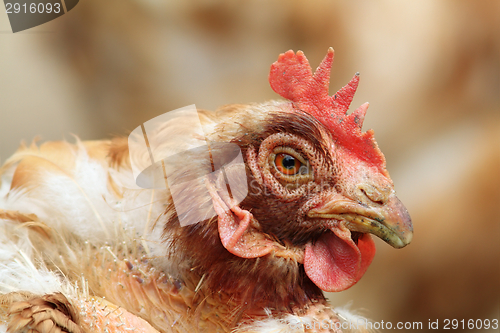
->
282;155;296;169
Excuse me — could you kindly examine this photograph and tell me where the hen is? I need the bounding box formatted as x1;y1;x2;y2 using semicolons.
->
0;49;412;333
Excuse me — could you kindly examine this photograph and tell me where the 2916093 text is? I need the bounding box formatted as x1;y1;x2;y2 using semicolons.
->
5;2;62;14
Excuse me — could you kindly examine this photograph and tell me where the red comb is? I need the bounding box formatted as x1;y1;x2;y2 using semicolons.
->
269;48;386;172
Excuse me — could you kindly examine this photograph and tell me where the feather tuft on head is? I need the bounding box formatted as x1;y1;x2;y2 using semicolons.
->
269;48;387;173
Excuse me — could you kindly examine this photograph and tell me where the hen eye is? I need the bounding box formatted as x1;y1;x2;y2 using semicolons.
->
275;153;303;175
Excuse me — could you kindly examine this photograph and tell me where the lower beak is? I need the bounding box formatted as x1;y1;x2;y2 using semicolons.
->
308;193;413;249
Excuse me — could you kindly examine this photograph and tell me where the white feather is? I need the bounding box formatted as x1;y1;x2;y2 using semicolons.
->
334;305;377;333
0;220;74;296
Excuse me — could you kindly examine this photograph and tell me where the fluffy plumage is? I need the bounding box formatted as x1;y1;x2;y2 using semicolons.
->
0;49;412;332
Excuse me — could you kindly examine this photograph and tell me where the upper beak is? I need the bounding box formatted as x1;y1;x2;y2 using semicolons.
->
307;192;413;249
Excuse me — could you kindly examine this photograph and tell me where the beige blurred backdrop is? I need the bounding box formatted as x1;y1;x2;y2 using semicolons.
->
0;1;499;332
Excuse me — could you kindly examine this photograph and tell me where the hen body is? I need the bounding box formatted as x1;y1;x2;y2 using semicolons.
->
0;50;412;333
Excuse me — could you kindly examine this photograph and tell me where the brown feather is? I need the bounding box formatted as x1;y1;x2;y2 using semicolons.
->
6;293;83;333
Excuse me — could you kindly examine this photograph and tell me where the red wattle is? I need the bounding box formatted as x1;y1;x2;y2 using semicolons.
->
304;225;375;292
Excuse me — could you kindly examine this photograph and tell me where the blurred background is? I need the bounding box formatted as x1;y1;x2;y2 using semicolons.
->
0;0;498;331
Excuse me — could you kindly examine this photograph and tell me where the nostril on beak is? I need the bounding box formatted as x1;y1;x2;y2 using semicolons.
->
359;185;388;205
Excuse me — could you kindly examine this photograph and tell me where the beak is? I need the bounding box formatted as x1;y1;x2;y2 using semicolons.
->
307;192;413;249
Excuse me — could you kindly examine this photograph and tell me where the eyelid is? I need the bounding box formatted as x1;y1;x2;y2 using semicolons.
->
272;146;308;165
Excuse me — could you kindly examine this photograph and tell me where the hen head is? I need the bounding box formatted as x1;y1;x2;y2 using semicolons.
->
165;49;413;310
